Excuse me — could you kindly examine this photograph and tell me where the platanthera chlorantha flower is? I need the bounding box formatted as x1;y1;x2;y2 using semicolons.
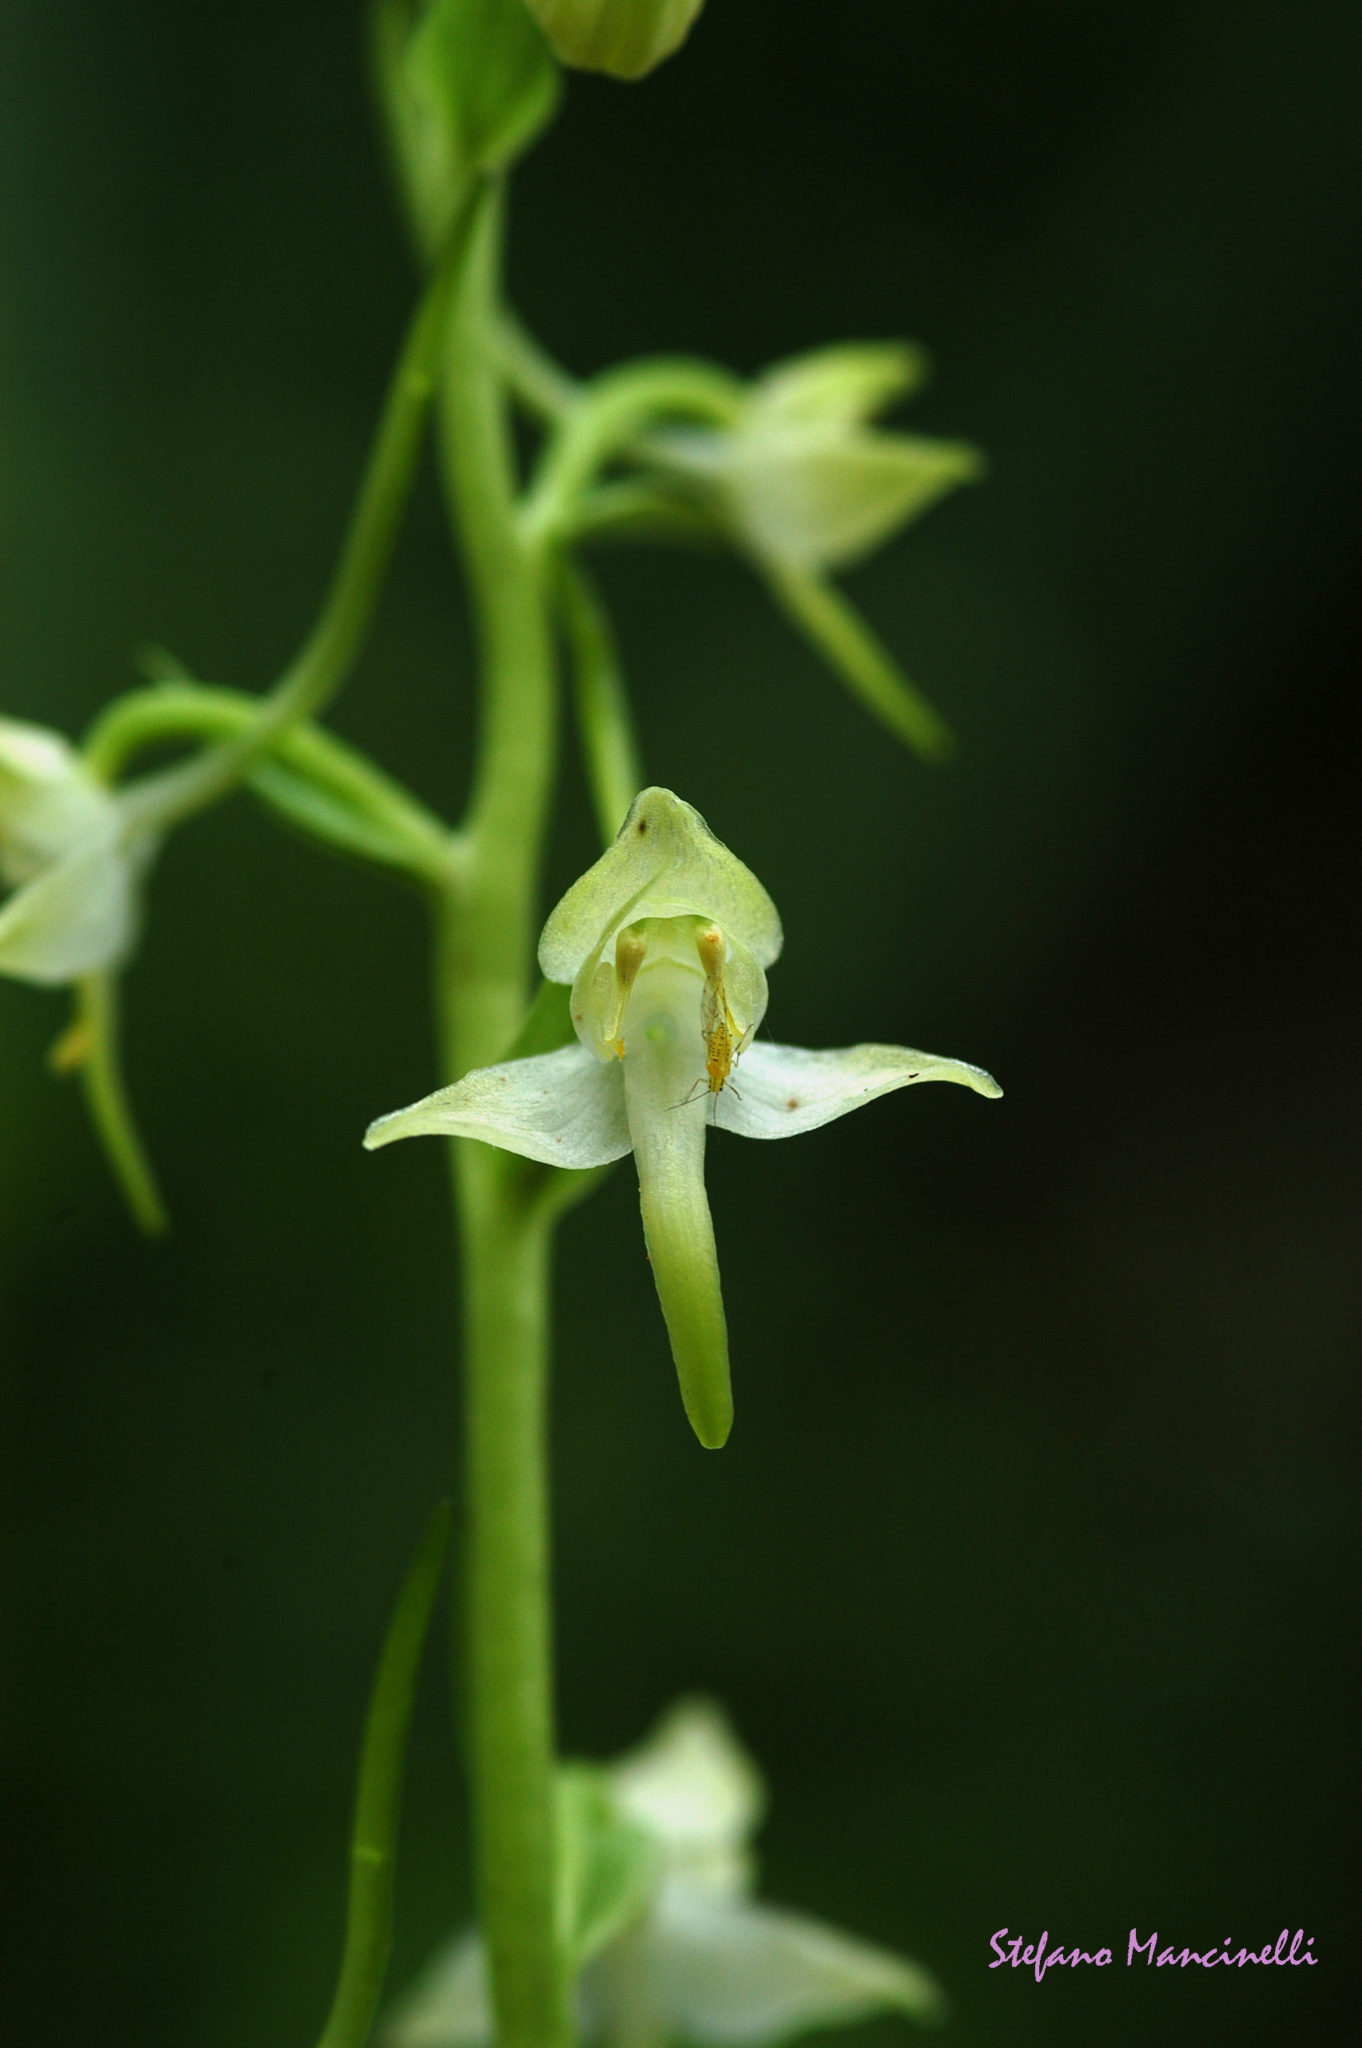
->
522;0;706;80
649;342;982;573
384;1698;946;2048
366;788;1000;1448
0;716;148;984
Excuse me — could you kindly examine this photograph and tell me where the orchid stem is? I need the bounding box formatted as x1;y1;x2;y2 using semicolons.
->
434;185;571;2048
519;356;742;547
68;973;168;1237
497;311;579;424
315;1500;453;2048
556;555;642;846
83;682;458;886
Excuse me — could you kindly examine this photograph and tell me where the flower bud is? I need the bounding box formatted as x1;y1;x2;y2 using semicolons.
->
373;0;560;260
522;0;705;80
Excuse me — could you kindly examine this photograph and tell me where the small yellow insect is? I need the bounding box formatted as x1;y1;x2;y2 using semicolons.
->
678;925;749;1119
700;973;739;1098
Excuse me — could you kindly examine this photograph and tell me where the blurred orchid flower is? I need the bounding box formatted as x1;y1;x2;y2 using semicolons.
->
384;1698;946;2048
522;0;706;80
366;787;1000;1447
0;715;167;1231
649;342;982;574
0;716;149;985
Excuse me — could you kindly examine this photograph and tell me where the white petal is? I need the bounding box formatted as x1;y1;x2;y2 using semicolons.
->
539;789;782;983
0;834;138;984
382;1930;492;2048
0;717;83;784
641;1885;946;2043
364;1043;632;1169
0;718;120;885
716;1040;1001;1140
609;1700;764;1894
749;343;930;429
722;429;981;573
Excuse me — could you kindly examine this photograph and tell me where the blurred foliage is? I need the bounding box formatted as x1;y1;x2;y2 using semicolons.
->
1;3;1358;2046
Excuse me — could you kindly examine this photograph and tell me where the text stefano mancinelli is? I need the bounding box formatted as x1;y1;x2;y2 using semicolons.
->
990;1926;1317;1982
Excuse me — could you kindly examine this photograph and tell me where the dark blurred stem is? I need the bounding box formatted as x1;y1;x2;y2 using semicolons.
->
69;973;168;1236
556;555;643;845
314;1502;453;2048
434;186;571;2048
497;310;579;422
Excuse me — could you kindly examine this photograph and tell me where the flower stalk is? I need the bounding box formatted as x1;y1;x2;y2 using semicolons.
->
65;973;168;1236
555;556;643;846
435;182;572;2048
315;1502;453;2048
84;681;457;885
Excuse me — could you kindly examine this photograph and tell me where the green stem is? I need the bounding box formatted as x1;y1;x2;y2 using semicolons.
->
436;187;570;2048
555;556;643;847
520;357;743;548
456;1149;564;2048
315;1500;453;2048
497;311;579;423
118;194;480;841
442;196;560;1075
83;683;458;885
566;480;719;550
67;973;168;1236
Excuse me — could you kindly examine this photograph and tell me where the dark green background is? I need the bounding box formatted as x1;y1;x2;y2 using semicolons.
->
2;4;1358;2045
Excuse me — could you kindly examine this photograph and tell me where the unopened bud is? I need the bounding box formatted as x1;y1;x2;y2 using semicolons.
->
522;0;705;80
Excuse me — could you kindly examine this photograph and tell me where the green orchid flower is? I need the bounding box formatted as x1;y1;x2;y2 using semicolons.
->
366;788;1000;1448
384;1697;946;2047
0;713;170;1231
0;716;149;985
647;343;983;575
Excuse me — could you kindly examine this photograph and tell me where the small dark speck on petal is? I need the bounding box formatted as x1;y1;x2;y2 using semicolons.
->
787;1098;800;1110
